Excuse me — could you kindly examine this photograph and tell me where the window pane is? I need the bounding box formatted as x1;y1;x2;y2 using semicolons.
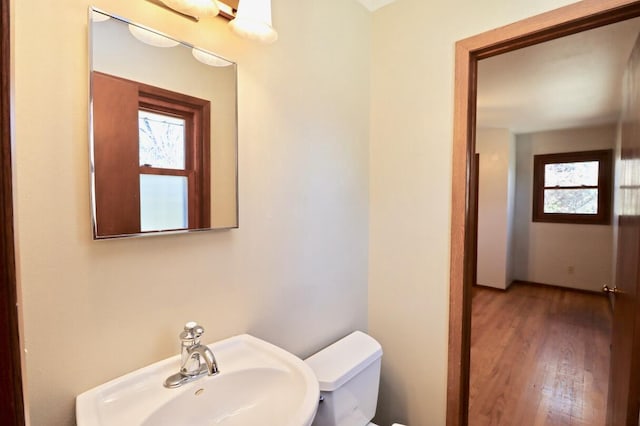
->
140;174;188;231
543;188;598;214
139;110;186;169
544;161;598;187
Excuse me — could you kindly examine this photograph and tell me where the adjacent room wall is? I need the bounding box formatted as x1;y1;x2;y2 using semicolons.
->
369;1;578;424
512;124;616;292
13;1;370;424
476;128;516;290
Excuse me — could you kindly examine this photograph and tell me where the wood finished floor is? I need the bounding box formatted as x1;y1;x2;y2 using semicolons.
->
469;283;612;426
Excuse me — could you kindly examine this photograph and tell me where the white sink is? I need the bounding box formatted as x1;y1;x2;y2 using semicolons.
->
76;334;320;426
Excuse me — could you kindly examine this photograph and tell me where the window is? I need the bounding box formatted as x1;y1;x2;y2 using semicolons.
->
532;150;612;225
137;84;211;232
138;110;189;231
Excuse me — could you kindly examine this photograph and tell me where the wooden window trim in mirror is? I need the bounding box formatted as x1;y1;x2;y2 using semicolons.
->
92;71;211;237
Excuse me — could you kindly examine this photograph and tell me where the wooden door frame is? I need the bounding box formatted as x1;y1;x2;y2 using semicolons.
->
447;1;640;425
0;0;25;424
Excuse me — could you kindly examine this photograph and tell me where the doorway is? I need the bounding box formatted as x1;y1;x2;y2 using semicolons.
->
468;17;638;424
447;1;640;425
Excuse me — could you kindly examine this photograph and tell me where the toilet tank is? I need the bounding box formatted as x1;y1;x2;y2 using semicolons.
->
305;331;383;426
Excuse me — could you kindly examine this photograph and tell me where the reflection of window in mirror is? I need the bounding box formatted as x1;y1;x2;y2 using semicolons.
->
92;71;210;236
139;111;188;231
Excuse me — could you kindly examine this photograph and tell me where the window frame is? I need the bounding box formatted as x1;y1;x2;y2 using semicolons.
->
137;91;208;231
532;149;613;225
136;83;212;231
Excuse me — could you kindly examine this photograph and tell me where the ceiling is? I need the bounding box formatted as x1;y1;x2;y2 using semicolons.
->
477;17;640;134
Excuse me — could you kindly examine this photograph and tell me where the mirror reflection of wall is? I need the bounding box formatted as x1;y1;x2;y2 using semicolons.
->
90;9;238;238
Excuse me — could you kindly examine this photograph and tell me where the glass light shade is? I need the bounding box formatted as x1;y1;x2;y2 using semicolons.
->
128;24;180;48
229;0;278;44
192;48;233;67
159;0;220;19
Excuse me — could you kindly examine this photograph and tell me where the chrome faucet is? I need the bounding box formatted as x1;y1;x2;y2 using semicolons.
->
164;322;219;388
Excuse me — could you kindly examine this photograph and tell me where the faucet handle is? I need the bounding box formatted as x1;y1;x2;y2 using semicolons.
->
180;321;204;343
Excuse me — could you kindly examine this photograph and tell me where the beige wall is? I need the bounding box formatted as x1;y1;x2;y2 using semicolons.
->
476;128;516;290
13;1;370;424
512;124;615;292
369;1;577;425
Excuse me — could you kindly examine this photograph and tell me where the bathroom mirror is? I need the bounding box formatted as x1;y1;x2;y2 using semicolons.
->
89;8;238;239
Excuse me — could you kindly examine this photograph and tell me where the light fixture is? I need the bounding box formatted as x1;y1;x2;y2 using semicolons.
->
229;0;278;44
158;0;220;20
192;48;233;67
128;24;180;48
217;1;237;20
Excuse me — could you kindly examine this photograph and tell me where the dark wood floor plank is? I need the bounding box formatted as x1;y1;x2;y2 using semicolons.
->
469;283;611;426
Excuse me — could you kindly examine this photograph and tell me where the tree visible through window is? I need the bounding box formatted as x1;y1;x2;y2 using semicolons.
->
139;111;186;170
532;150;612;225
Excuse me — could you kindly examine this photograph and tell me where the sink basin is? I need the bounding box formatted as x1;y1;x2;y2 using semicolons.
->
76;334;320;426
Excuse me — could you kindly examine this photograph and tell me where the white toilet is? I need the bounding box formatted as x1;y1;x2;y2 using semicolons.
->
305;331;405;426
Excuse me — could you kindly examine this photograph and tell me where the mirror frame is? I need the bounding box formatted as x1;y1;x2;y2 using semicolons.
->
88;7;239;239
